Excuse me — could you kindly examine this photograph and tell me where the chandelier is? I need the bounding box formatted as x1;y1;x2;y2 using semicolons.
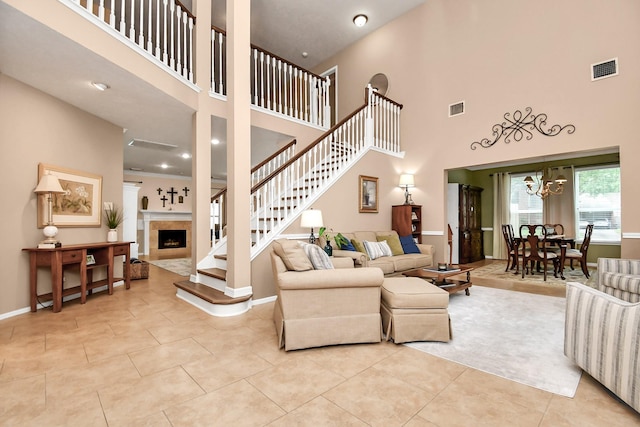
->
524;168;567;199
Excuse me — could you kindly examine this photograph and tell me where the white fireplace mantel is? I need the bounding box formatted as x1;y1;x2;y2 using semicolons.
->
141;210;192;255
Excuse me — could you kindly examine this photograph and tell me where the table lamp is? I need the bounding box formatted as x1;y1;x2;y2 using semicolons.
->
34;171;65;247
300;209;323;244
399;174;415;204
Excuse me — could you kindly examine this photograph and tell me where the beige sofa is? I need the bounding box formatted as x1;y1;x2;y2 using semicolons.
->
329;230;435;275
270;239;384;351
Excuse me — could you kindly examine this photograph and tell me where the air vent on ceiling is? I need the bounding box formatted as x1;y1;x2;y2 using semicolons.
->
591;58;618;81
449;101;465;117
128;139;178;151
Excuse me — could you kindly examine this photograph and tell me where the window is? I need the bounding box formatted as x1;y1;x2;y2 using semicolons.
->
574;165;620;242
509;172;543;234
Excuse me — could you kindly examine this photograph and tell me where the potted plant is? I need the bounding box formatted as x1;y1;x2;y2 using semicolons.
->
318;228;350;256
103;204;123;242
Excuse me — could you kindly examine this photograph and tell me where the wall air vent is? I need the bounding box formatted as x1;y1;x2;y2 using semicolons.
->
591;58;618;81
449;101;465;117
128;139;178;151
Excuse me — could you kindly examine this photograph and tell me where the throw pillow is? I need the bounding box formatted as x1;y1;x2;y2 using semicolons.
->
351;238;367;254
340;240;356;251
272;239;313;271
363;240;393;260
399;235;421;254
300;242;334;270
377;234;404;256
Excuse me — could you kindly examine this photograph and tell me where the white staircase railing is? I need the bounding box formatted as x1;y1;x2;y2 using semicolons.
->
248;87;403;254
67;0;195;82
211;26;331;128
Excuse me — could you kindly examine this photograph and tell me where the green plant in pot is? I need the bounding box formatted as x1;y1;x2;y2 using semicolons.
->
104;204;123;242
318;228;350;256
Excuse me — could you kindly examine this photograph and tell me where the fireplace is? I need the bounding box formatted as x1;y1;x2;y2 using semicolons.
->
158;229;187;249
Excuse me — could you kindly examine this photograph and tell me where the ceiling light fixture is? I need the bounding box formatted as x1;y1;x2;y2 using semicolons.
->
524;167;567;199
301;51;309;58
91;82;109;91
181;153;191;159
353;14;368;27
160;163;168;169
211;138;220;145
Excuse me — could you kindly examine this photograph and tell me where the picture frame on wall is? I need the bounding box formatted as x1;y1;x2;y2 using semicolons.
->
359;175;378;213
37;163;103;228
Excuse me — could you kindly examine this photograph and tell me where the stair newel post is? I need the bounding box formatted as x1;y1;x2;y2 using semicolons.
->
323;75;331;128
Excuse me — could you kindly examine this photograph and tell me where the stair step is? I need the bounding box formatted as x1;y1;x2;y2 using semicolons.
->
213;254;227;260
197;268;226;281
174;280;251;305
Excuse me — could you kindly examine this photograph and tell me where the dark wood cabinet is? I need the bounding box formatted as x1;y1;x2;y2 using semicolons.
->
392;205;422;243
458;185;484;264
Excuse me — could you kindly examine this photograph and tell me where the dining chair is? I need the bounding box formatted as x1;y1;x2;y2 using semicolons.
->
501;224;519;272
563;224;593;278
520;224;561;281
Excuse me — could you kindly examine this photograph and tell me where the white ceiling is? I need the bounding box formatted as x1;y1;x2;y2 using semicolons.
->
0;0;425;178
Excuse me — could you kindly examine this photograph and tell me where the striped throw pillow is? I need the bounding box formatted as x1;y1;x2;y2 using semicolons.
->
299;242;334;270
363;240;392;260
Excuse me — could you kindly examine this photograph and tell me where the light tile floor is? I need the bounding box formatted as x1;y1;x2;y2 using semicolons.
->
1;262;639;426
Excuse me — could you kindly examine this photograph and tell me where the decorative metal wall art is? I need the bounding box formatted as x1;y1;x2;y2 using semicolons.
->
470;107;575;150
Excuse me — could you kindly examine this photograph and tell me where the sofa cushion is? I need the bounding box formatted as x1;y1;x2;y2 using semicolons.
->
301;242;334;270
399;235;420;254
377;234;404;256
368;258;396;275
273;239;313;271
364;240;393;260
381;277;449;309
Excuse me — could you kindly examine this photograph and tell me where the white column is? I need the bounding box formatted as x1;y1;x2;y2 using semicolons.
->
122;183;140;257
226;0;252;298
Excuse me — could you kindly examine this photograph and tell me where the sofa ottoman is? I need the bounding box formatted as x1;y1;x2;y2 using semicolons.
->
380;277;451;343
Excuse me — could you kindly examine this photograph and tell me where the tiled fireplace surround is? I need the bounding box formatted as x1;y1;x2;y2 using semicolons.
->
141;211;192;259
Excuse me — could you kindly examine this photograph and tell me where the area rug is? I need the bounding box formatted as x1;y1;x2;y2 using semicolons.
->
406;285;582;397
147;258;192;276
472;261;594;288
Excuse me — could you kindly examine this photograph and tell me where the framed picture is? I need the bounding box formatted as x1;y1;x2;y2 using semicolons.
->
37;163;103;228
359;175;378;213
86;254;96;265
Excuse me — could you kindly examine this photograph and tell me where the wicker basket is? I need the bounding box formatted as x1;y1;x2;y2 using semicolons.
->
129;260;149;280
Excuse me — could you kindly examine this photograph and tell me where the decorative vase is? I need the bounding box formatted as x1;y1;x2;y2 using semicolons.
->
141;196;149;210
107;229;118;242
324;242;333;256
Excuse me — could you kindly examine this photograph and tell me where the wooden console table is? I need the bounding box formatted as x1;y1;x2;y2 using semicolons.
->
22;242;131;313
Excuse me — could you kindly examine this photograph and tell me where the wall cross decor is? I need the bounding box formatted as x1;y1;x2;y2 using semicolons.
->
167;187;178;204
470;107;575;150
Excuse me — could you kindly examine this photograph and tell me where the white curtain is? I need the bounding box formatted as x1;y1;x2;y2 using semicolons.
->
544;166;575;237
492;172;511;260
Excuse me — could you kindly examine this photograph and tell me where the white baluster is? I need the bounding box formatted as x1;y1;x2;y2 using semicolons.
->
182;11;188;77
147;0;153;52
119;0;126;35
138;0;144;47
176;6;182;74
293;68;298;119
253;50;258;105
169;1;175;68
129;0;135;42
87;0;94;15
303;73;308;123
162;0;168;63
271;57;277;112
210;29;215;92
218;32;224;94
265;55;271;110
259;51;265;107
107;0;115;27
154;0;160;57
277;60;283;113
288;64;294;116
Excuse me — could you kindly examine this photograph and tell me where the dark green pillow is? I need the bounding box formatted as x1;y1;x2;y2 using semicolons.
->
351;238;366;254
377;234;404;256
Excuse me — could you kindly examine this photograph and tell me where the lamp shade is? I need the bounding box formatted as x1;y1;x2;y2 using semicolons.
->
300;209;323;228
34;172;65;194
399;174;415;188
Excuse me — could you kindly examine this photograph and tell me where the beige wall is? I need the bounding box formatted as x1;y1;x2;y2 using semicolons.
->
1;74;123;316
315;0;640;259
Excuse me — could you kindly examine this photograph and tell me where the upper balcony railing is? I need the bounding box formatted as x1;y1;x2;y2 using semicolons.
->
211;26;331;128
69;0;195;83
67;1;332;128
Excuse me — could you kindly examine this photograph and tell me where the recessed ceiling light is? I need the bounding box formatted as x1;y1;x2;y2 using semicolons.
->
91;82;109;91
301;51;309;58
353;14;368;27
181;153;191;159
160;163;168;169
211;138;220;145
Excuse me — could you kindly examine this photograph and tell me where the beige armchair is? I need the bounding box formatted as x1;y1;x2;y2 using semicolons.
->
565;281;640;413
270;239;384;351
